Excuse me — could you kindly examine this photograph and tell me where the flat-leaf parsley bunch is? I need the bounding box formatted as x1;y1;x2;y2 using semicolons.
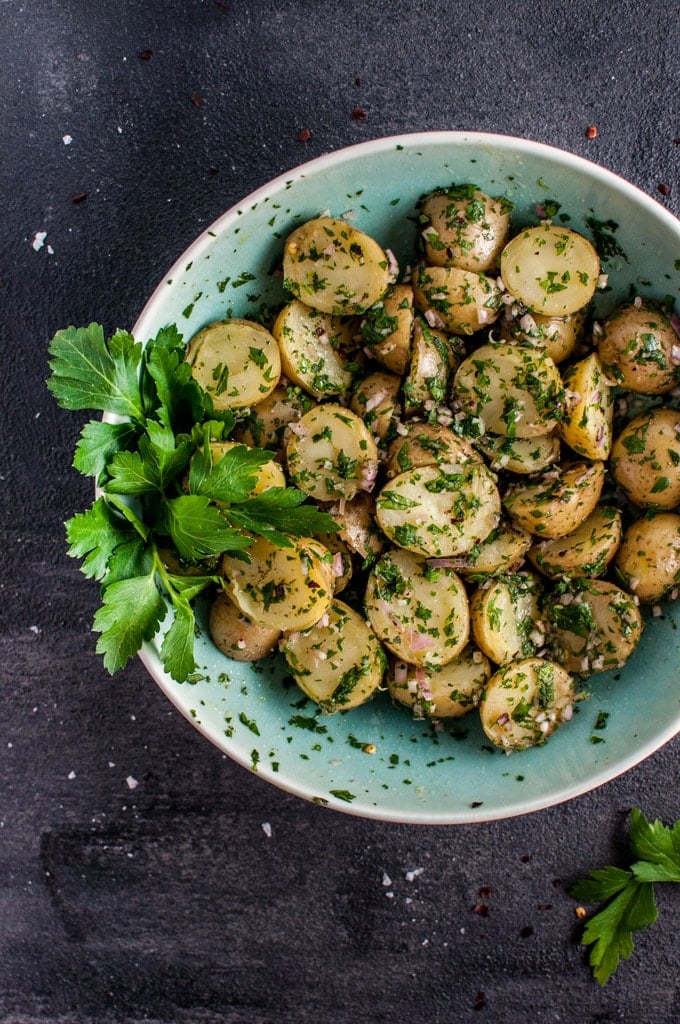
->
47;322;336;681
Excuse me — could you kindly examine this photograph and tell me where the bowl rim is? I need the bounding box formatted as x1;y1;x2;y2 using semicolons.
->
132;130;680;825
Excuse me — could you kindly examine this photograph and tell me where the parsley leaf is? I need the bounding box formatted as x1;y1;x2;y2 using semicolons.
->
93;572;168;674
47;324;145;421
571;808;679;984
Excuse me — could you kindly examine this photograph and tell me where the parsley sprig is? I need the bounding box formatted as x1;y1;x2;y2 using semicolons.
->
47;322;336;681
571;808;680;984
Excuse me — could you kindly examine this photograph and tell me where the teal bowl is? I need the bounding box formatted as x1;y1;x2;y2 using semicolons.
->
132;131;680;823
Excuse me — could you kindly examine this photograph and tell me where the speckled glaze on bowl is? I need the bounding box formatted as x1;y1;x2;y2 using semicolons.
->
132;131;680;824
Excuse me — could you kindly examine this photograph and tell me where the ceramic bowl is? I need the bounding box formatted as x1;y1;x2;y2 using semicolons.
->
132;131;680;824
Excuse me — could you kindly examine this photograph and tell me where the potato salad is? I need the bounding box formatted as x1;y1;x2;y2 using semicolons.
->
186;183;680;753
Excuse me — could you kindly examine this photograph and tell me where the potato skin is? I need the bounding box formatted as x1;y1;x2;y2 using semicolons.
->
610;407;680;509
615;512;680;602
419;185;510;273
209;590;281;661
596;300;680;395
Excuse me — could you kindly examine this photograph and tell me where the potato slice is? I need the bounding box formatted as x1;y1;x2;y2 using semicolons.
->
480;657;576;751
545;579;643;674
402;316;465;417
272;299;359;400
596;300;680;395
375;461;501;558
452;342;564;438
221;537;334;632
419;185;511;272
350;370;401;442
475;432;561;475
500;224;599;316
528;506;622;579
209;590;280;661
559;353;614;460
436;519;533;578
286;404;379;501
282;216;392;315
610;407;680;509
281;598;385;713
387;647;491;719
231;384;315;454
360;283;414;375
470;573;544;665
412;264;503;335
186;318;281;410
615;512;680;603
503;460;605;538
498;309;585;364
364;548;469;666
386;421;479;479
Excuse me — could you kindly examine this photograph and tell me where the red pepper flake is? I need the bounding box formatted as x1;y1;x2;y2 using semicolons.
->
215;0;229;8
585;125;598;139
520;854;532;863
538;902;553;911
520;925;534;938
471;903;489;916
190;93;203;109
208;166;219;176
478;885;492;898
71;191;88;204
352;105;367;121
673;138;680;146
552;878;562;888
354;77;361;87
137;48;154;60
297;127;312;143
473;992;487;1011
658;182;671;196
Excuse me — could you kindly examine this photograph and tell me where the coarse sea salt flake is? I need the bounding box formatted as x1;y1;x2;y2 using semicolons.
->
32;231;47;251
67;770;76;780
62;134;73;145
126;775;139;790
405;867;425;882
262;822;272;838
382;872;392;887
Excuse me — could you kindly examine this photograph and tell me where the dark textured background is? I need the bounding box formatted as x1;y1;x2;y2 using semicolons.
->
1;2;679;1021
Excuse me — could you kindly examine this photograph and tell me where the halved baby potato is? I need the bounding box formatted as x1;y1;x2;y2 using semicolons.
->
596;300;680;395
364;548;470;666
480;657;576;751
437;519;533;578
545;579;644;674
503;460;606;538
323;491;386;563
475;431;561;475
282;216;392;315
559;352;614;460
186;318;281;410
528;506;622;579
470;572;544;665
452;342;564;438
231;384;314;455
500;224;600;317
375;461;501;558
286;404;379;501
272;299;359;400
350;370;401;442
615;512;680;603
386;421;479;479
402;316;465;417
387;646;491;719
412;264;503;335
610;407;680;509
209;590;281;661
221;536;334;632
360;283;414;375
419;184;511;272
498;309;586;364
281;598;386;713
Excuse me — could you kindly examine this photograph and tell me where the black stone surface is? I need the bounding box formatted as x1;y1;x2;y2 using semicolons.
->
1;2;679;1021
